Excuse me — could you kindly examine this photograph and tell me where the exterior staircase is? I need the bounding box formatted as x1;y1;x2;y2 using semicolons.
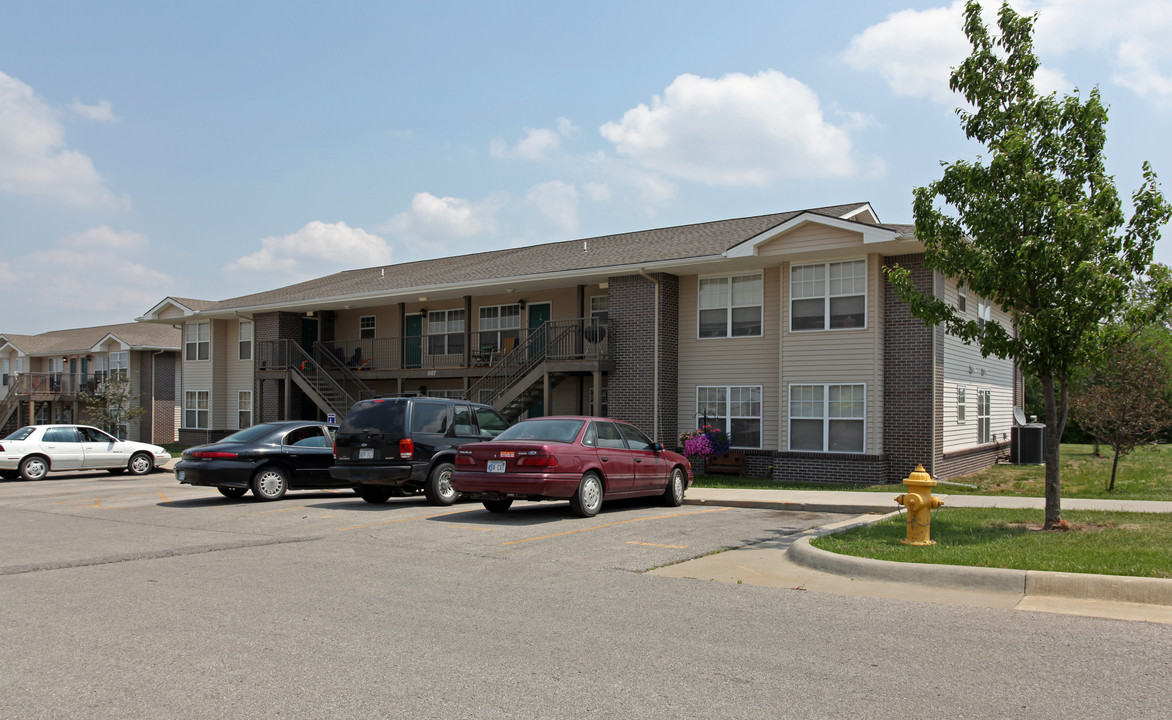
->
279;340;374;419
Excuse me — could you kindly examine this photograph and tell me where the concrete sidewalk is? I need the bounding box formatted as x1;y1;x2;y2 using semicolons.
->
665;486;1172;624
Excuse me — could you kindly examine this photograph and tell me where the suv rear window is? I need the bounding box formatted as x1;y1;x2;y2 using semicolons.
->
340;399;407;435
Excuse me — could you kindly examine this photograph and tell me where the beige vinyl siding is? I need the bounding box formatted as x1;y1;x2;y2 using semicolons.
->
779;254;884;454
941;277;1016;453
225;319;254;429
757;222;866;257
677;266;780;450
181;320;213;429
159;305;185;320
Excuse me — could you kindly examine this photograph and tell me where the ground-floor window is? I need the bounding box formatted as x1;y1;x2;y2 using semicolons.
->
695;385;762;449
789;383;865;453
238;391;252;429
977;388;991;444
185;390;209;429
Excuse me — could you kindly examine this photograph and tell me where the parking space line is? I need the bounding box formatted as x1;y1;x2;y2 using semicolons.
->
627;541;688;549
501;507;732;546
157;492;170;503
336;509;468;532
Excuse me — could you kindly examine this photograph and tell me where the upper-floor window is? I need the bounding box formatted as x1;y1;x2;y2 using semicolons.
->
428;309;465;356
957;282;967;313
110;351;129;380
791;259;867;331
698;274;763;338
957;386;967;424
359;315;376;340
789;383;865;453
49;357;64;373
478;304;521;351
977;299;992;332
185;322;209;361
239;320;253;361
590;295;609;323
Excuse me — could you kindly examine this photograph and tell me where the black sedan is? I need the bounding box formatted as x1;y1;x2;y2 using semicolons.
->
175;421;344;501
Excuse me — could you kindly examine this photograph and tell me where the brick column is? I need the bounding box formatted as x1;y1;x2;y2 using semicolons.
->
607;273;679;444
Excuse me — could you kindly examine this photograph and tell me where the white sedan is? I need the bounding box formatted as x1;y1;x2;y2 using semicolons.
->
0;425;171;481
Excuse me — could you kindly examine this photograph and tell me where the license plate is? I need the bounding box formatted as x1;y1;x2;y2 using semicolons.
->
176;470;185;481
487;460;506;473
358;449;374;460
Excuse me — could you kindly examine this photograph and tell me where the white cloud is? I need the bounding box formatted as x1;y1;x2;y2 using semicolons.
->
0;228;171;328
490;117;578;161
845;1;1172;105
380;192;506;259
225;221;391;280
525;180;580;233
69;98;118;122
599;70;865;185
0;71;127;209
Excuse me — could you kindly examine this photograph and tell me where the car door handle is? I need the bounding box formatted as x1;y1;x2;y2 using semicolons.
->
601;456;609;462
634;458;643;463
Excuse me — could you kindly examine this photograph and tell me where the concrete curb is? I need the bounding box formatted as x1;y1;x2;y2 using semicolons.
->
684;497;895;515
788;536;1172;606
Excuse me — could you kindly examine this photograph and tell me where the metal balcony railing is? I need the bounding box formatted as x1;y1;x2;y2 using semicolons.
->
2;371;126;397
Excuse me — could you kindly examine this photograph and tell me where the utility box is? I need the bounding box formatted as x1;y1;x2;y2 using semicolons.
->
1011;424;1045;465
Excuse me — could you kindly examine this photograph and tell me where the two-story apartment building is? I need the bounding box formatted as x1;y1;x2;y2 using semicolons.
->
0;323;182;443
137;203;1019;483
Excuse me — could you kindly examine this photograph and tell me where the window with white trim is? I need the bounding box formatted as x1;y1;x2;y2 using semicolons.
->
359;315;376;340
789;384;866;453
590;295;609;323
977;298;992;331
49;357;64;373
428;309;465;356
957;386;967;424
185;390;209;429
695;385;762;449
698;274;763;338
957;282;967;313
478;304;521;351
791;259;867;331
185;322;209;361
239;320;253;361
238;391;252;429
977;389;992;444
110;351;129;380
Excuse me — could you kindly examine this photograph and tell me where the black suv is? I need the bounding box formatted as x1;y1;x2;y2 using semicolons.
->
330;395;510;505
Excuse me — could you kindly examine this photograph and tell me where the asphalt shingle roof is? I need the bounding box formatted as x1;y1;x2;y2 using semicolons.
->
1;322;181;355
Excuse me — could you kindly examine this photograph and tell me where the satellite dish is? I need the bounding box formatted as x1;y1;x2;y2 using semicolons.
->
1013;407;1027;426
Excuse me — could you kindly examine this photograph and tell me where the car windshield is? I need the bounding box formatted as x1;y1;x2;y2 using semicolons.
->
4;427;36;441
219;424;282;444
493;419;584;443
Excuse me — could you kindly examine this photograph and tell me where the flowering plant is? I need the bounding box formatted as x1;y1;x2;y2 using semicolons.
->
678;424;731;459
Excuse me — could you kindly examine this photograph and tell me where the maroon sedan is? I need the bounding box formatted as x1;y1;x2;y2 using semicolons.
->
451;416;693;517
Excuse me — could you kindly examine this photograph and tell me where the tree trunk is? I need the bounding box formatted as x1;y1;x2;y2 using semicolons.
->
1040;373;1063;528
1109;448;1120;492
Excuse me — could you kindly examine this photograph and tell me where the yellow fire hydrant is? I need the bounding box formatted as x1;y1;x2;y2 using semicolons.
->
894;464;944;546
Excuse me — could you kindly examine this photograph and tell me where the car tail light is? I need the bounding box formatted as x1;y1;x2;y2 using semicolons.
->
333;441;339;460
516;454;558;467
190;451;238;459
455;454;475;466
399;438;414;460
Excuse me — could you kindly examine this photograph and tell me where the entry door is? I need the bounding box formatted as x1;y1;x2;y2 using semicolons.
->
404;314;423;369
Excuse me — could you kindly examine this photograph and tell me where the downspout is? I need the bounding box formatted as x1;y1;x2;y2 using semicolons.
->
638;270;660;441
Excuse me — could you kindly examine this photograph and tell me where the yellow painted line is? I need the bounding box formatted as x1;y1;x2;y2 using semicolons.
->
627;541;687;549
157;491;170;503
453;526;495;533
336;509;468;532
502;507;732;546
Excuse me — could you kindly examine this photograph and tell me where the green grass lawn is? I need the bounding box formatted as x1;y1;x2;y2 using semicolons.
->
811;508;1172;579
693;443;1172;501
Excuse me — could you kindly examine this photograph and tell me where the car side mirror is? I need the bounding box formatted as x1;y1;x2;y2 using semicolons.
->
651;442;664;453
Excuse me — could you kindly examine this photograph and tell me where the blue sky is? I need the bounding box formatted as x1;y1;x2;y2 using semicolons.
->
2;0;1171;334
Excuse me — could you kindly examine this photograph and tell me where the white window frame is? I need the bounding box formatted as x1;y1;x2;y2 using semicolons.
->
185;322;210;362
977;298;992;331
477;304;521;351
790;259;868;332
697;273;763;339
957;282;967;313
788;383;866;453
695;385;763;450
977;388;992;444
359;315;376;340
49;357;64;373
428;309;465;356
957;386;967;424
238;391;252;429
109;351;129;380
185;390;209;429
238;320;253;361
590;295;609;322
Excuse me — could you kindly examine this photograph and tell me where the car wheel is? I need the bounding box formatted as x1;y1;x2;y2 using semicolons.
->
569;472;603;518
127;452;154;476
663;467;686;507
424;462;459;506
483;498;513;513
217;486;248;499
250;466;288;501
356;485;393;503
107;468;126;475
19;456;49;481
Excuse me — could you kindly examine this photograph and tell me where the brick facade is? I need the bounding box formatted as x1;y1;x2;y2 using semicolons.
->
607;273;679;445
254;311;306;423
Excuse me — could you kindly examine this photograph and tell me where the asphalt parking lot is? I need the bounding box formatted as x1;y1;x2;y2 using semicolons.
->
4;470;1170;720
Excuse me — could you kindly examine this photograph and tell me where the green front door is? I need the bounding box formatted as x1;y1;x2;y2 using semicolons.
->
405;314;423;369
